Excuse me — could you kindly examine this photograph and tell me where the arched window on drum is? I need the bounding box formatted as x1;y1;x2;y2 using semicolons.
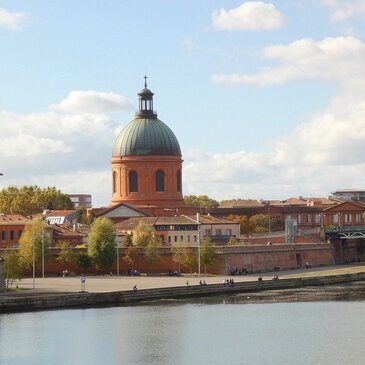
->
113;171;117;194
156;170;165;192
177;170;181;193
129;170;138;193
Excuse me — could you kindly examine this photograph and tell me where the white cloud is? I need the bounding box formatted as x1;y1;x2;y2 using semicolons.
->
50;90;132;114
0;8;26;31
212;36;365;86
184;92;365;200
321;0;365;22
212;1;284;31
201;34;365;200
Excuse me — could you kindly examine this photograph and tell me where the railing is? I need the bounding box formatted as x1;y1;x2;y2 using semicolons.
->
297;229;323;244
325;225;365;233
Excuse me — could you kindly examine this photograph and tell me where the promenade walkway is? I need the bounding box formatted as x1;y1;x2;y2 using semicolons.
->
3;264;365;295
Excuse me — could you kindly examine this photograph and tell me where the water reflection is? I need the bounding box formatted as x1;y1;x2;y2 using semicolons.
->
2;282;365;365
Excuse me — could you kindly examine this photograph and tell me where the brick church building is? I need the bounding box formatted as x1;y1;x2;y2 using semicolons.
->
110;78;187;215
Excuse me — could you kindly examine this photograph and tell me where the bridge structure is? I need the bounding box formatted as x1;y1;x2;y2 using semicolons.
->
325;225;365;240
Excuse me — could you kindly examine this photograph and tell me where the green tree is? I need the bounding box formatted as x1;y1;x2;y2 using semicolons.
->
171;242;189;271
76;253;92;269
132;223;162;268
183;195;219;208
183;247;197;273
133;222;155;247
227;236;238;246
200;237;216;273
87;217;116;273
123;246;139;269
57;241;76;265
228;215;255;235
2;251;23;288
249;214;269;233
18;218;51;269
0;185;73;216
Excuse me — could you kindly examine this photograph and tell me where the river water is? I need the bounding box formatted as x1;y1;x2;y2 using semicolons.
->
1;283;365;365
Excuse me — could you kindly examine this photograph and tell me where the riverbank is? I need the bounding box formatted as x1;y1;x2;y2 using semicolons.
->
1;265;365;312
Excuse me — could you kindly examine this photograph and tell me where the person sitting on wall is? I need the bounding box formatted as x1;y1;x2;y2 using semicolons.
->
272;275;279;281
133;285;137;291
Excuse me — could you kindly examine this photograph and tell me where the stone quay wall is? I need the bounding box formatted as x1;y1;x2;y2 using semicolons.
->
1;271;365;313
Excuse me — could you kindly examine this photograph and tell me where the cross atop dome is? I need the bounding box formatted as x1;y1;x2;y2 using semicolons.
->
136;76;157;118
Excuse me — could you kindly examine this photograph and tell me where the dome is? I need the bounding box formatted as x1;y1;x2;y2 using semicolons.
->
112;117;182;157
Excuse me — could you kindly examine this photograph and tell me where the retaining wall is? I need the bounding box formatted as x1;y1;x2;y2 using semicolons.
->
1;271;365;313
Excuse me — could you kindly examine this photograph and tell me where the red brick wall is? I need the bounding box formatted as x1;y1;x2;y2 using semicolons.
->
16;244;335;276
111;155;184;207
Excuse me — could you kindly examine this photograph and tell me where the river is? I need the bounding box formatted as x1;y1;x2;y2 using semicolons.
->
1;282;365;365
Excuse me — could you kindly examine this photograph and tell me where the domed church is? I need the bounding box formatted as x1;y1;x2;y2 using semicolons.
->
111;78;184;210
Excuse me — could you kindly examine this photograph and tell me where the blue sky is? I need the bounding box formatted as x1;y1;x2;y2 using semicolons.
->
1;1;365;206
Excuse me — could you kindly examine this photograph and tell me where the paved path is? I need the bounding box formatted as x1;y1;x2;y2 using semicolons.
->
3;264;365;295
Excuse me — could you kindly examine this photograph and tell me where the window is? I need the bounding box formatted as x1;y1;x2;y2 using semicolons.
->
10;230;14;240
156;170;165;192
112;171;117;194
344;214;352;223
194;235;197;242
174;236;177;242
168;236;171;243
129;170;138;193
187;236;190;242
177;170;181;193
216;229;222;236
180;236;183;242
356;213;361;223
225;229;232;236
315;214;321;224
333;214;339;224
1;231;6;240
205;229;211;236
306;215;311;224
18;230;22;239
297;215;301;224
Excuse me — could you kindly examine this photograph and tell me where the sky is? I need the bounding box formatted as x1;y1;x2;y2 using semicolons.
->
1;0;365;207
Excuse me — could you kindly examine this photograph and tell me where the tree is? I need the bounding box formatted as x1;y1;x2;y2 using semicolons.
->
144;238;162;266
0;185;73;216
183;247;197;273
227;236;238;246
57;241;76;265
133;222;155;247
87;217;116;273
171;242;189;271
18;218;51;270
228;215;255;235
123;246;139;269
183;195;219;208
2;251;23;288
200;237;216;273
76;253;92;269
132;223;162;268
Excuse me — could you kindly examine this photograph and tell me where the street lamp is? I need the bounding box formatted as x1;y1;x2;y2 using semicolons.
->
197;213;201;277
32;238;35;289
115;230;120;276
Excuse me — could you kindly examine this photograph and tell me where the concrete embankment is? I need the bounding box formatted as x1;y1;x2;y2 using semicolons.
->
1;272;365;313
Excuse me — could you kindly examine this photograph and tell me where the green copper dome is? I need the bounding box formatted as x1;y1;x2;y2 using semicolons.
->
113;79;181;157
112;117;181;156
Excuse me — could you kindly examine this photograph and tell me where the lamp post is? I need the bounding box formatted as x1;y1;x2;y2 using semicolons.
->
116;230;120;276
197;213;201;277
32;238;35;289
42;223;45;278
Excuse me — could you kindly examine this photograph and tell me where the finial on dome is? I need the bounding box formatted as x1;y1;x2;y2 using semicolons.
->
144;75;147;88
